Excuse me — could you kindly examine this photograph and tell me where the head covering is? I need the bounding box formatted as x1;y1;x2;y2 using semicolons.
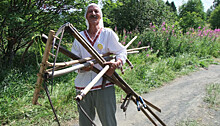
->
84;3;104;30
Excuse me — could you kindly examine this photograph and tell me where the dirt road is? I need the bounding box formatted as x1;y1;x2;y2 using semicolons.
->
73;65;220;126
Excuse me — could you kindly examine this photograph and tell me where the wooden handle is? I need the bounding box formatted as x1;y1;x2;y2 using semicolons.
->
75;65;110;101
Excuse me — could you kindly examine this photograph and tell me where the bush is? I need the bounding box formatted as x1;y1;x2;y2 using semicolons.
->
179;12;205;33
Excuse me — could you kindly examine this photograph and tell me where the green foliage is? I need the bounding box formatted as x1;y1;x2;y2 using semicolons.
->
166;1;177;13
209;5;220;29
179;12;205;33
0;1;220;125
179;0;205;19
0;0;86;66
0;63;78;125
102;0;177;34
178;0;206;31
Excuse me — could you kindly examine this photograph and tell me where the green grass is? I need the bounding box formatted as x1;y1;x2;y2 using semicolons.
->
1;52;216;126
176;119;200;126
204;83;220;109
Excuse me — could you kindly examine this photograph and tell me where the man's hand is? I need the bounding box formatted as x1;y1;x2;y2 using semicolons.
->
104;60;121;76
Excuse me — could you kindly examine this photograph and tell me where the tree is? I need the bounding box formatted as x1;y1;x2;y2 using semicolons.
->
213;0;220;8
0;0;86;66
102;0;176;33
179;11;205;33
179;0;205;20
209;4;220;29
178;0;206;32
166;1;177;13
206;6;214;20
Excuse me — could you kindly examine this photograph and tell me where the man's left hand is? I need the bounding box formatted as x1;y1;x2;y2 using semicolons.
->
104;60;121;76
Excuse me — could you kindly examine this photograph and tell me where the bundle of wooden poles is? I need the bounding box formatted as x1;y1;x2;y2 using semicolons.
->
32;23;166;126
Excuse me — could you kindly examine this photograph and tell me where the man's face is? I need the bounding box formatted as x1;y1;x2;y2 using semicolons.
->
86;6;101;25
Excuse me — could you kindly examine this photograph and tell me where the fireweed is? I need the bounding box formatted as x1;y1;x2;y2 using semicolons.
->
138;22;220;58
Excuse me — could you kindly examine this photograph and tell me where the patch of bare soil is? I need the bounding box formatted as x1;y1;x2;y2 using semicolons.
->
69;65;220;126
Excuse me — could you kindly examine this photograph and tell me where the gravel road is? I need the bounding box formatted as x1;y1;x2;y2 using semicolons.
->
72;64;220;126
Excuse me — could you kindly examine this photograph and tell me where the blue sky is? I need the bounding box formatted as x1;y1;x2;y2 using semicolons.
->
164;0;213;12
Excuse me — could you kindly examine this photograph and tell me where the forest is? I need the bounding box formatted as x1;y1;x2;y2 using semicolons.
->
0;0;220;125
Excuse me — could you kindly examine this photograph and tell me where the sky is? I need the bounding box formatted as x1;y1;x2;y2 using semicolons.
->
164;0;214;12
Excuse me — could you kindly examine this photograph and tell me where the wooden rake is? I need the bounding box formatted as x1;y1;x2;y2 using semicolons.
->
32;23;166;126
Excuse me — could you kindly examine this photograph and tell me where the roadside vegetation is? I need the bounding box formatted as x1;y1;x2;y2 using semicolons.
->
204;83;220;109
0;0;220;125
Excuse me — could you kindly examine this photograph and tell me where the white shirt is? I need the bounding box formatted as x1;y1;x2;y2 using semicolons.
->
71;28;127;91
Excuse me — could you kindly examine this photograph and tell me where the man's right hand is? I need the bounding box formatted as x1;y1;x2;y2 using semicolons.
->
81;62;94;71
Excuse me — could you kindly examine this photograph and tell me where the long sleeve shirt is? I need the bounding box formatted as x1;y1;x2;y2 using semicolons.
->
71;28;127;91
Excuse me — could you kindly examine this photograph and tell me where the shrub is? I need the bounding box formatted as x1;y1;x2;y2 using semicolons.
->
209;5;220;29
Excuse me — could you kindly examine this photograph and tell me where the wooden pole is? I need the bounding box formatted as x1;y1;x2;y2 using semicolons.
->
75;65;110;101
125;36;137;48
46;56;113;78
32;30;55;105
127;46;149;52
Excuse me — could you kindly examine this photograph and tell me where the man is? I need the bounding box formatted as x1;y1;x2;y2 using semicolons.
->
71;3;127;126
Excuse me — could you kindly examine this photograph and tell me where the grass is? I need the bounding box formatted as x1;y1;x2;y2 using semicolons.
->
1;51;217;126
204;83;220;109
176;119;200;126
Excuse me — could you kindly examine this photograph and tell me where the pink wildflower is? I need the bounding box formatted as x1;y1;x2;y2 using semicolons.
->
123;29;126;34
138;41;141;45
114;26;117;32
162;22;165;26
